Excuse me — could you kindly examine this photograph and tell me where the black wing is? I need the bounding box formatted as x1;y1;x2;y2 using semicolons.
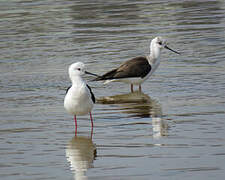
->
94;57;151;80
66;86;72;94
86;84;95;103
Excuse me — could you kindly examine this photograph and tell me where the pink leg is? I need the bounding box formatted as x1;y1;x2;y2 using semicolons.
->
131;84;134;93
74;115;77;136
90;112;94;139
139;85;142;92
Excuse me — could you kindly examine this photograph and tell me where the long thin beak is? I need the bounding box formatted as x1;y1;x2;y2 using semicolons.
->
164;45;180;55
85;71;101;77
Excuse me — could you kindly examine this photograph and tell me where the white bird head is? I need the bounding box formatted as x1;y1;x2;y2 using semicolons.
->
68;62;100;81
151;36;180;56
151;36;167;50
69;62;86;79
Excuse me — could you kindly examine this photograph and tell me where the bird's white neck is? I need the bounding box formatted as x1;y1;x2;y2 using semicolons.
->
148;43;161;65
70;76;84;85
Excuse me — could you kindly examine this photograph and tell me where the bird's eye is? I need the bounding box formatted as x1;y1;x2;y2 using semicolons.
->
77;68;81;71
158;42;162;45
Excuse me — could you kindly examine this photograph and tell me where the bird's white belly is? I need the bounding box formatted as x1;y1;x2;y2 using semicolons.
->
118;77;146;85
104;70;152;85
64;86;93;116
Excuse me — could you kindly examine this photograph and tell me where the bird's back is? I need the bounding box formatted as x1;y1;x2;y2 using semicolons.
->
94;56;151;81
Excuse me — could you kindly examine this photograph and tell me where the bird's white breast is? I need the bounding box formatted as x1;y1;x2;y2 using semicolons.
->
64;83;93;116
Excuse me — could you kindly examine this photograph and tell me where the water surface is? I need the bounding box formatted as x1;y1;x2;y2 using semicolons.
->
1;0;225;179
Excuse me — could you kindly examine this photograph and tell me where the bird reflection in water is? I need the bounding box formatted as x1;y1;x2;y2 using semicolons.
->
66;136;97;180
97;91;168;138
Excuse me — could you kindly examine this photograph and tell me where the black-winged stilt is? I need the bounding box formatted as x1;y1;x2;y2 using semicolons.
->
64;62;96;136
94;37;180;92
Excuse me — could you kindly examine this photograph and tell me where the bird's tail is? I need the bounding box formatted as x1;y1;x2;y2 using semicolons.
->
93;69;117;81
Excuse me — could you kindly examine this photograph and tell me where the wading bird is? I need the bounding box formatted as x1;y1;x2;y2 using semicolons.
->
64;62;96;136
94;37;180;92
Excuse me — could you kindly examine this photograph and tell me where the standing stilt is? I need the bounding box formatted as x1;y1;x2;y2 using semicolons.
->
92;37;180;93
131;84;134;92
64;62;96;136
74;115;77;136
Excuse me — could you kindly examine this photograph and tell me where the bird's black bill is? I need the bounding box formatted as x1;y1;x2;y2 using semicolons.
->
164;45;180;55
85;71;101;77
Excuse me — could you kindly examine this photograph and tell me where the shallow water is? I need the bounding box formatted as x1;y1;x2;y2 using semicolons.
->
1;0;225;179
